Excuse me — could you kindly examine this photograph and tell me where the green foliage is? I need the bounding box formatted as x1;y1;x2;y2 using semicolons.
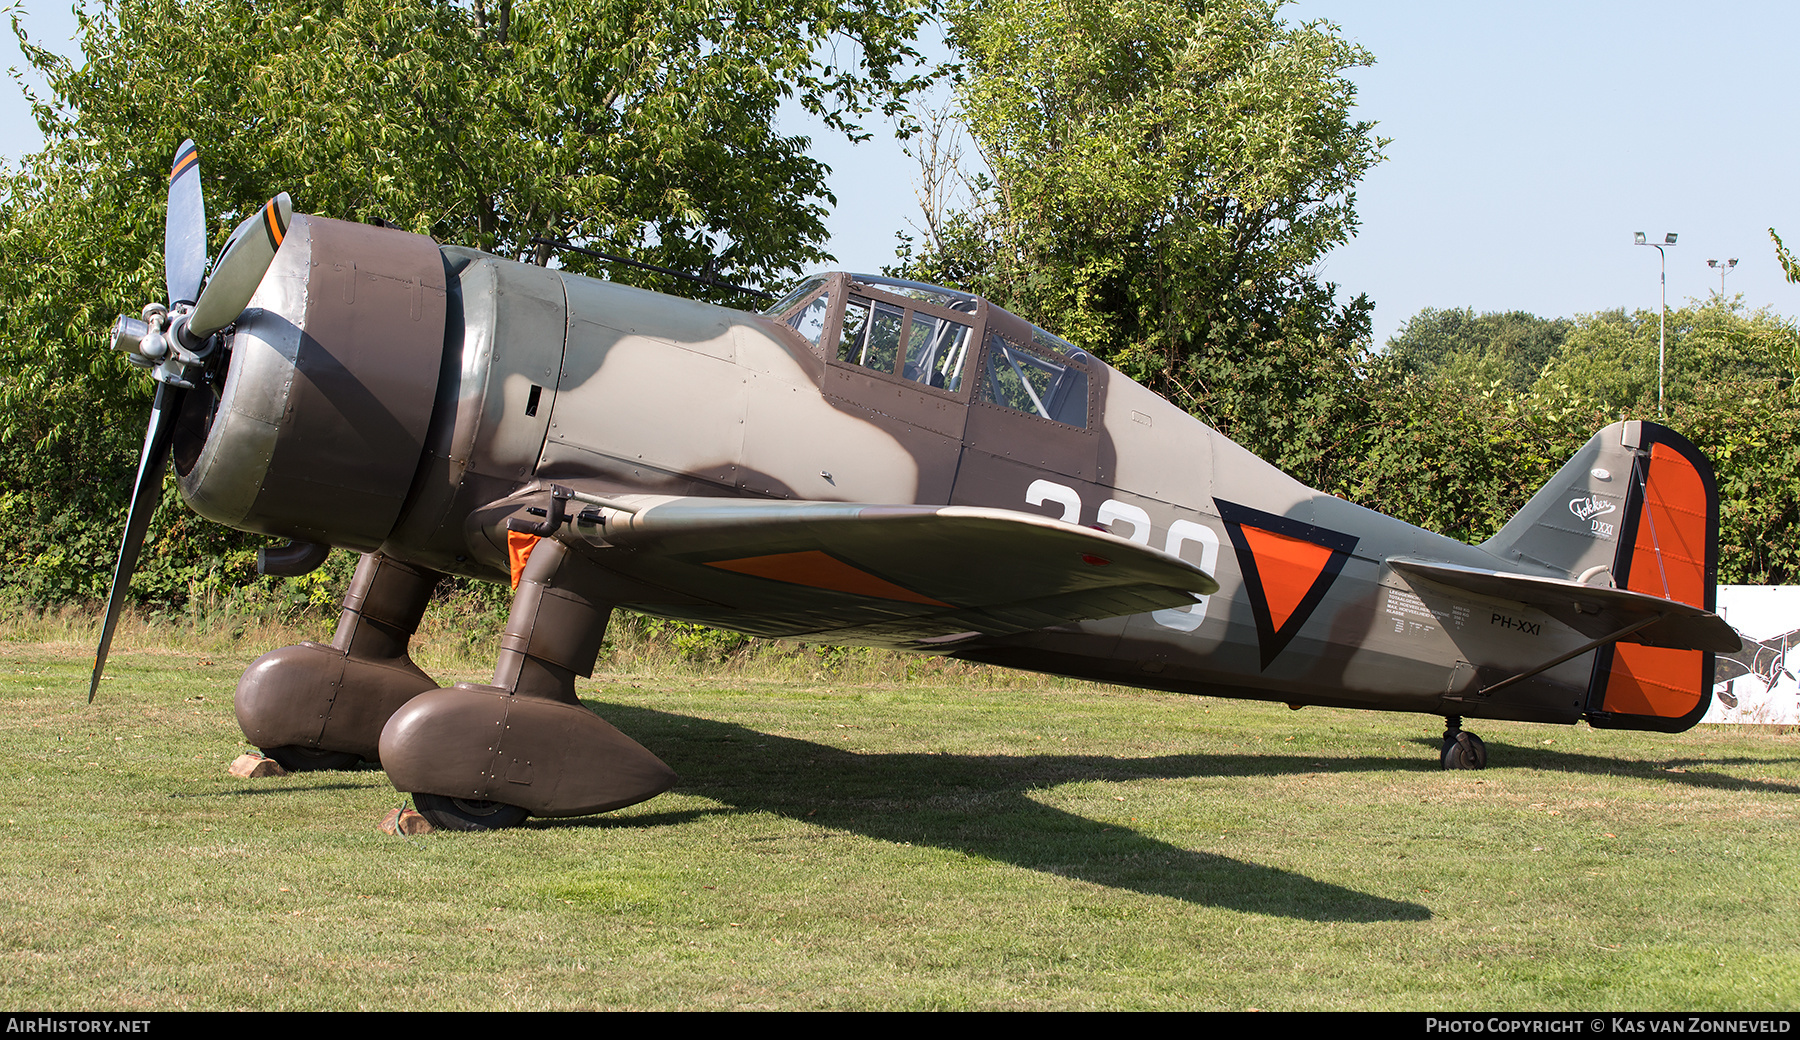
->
1353;299;1800;583
12;0;930;276
1533;302;1799;415
1175;301;1376;493
0;0;932;614
614;614;756;667
902;0;1386;409
1385;307;1572;392
1330;366;1572;545
1773;228;1800;284
1666;385;1800;585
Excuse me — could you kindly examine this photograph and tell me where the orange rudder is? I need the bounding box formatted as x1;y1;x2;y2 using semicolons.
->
1585;425;1720;732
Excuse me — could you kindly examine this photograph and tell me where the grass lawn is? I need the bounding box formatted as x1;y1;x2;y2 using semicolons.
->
2;638;1796;1010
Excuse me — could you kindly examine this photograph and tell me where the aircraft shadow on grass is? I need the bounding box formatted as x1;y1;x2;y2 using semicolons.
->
531;703;1434;922
171;779;382;798
1402;737;1800;795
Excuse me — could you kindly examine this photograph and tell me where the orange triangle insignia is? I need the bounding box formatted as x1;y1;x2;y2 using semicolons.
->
1237;525;1339;632
1215;500;1359;670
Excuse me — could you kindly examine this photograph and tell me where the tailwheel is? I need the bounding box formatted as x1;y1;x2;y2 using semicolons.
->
262;745;362;772
1439;717;1488;770
412;793;529;832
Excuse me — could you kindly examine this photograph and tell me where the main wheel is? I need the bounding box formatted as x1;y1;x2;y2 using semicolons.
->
412;792;528;832
1440;731;1488;770
262;745;362;772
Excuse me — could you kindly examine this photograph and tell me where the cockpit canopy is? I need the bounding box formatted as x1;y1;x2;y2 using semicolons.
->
763;273;1094;430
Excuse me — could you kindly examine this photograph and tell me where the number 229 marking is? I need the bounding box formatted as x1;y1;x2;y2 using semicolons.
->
1026;479;1219;632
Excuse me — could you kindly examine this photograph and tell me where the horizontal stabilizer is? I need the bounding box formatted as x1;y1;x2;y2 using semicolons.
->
558;496;1218;645
1389;557;1740;653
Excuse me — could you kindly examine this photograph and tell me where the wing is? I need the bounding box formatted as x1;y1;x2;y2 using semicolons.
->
1389;557;1740;653
553;496;1218;648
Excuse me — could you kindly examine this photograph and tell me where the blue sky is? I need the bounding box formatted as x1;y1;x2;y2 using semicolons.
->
7;1;1797;346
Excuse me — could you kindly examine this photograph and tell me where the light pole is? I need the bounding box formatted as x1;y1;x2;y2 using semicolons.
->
1707;257;1738;300
1635;231;1677;416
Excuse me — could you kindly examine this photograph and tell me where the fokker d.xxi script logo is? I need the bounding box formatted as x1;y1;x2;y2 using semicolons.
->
1570;495;1619;540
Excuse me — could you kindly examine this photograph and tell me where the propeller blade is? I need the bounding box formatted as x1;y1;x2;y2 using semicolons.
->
89;382;186;703
164;140;207;307
189;193;292;339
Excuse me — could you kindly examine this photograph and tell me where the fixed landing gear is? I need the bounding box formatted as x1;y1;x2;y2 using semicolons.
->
234;540;675;830
379;538;678;830
411;793;529;832
1440;715;1488;770
235;553;443;763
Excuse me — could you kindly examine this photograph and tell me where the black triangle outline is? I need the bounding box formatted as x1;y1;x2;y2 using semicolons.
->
1215;500;1359;670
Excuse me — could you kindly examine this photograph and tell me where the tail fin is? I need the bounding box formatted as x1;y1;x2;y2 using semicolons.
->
1481;421;1721;731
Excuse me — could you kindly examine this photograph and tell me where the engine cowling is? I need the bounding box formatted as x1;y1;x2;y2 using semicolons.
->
172;215;448;552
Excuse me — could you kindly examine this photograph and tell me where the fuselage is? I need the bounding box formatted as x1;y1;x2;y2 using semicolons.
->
179;218;1606;728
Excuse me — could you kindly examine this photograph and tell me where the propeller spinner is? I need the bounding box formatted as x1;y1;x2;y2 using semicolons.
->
89;143;293;701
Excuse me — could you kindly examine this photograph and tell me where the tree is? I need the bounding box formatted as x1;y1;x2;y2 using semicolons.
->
900;0;1386;427
1384;307;1571;392
1773;228;1800;284
1532;301;1799;415
1330;361;1574;545
0;0;932;606
1356;299;1800;583
1529;300;1800;583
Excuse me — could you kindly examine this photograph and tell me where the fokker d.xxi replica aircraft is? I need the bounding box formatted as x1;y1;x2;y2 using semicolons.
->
91;144;1741;830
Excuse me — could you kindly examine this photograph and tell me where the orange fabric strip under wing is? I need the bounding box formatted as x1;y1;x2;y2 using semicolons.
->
706;550;952;607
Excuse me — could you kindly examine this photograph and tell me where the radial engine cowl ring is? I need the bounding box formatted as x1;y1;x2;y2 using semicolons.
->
174;215;448;552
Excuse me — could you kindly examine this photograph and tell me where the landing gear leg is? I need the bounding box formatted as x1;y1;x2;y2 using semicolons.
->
236;553;443;769
1440;715;1488;770
381;538;677;829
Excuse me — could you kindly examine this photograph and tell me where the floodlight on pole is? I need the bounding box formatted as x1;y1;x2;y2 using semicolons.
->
1635;231;1677;416
1707;258;1738;299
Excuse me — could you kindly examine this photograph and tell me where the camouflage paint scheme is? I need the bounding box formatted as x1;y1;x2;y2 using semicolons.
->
160;215;1737;827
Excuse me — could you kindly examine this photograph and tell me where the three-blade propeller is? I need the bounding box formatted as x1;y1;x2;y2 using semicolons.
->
89;143;292;702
